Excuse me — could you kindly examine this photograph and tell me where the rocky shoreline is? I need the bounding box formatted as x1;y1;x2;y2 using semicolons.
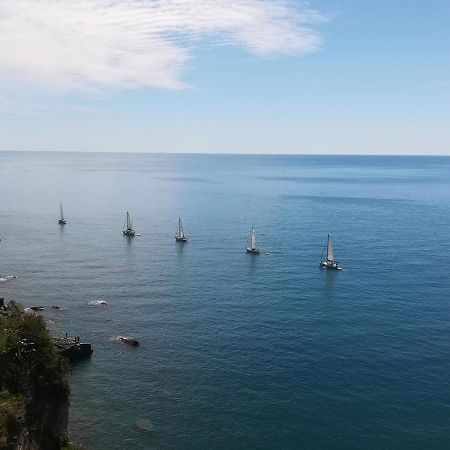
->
0;300;82;449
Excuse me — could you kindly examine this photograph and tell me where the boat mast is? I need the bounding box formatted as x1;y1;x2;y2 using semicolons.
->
60;203;64;221
126;211;132;230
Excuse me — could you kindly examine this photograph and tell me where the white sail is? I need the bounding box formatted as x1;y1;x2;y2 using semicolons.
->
178;218;185;238
60;203;64;221
126;211;133;230
327;235;335;261
251;227;257;250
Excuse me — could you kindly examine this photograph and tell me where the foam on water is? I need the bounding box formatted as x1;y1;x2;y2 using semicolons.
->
87;299;108;306
0;275;17;283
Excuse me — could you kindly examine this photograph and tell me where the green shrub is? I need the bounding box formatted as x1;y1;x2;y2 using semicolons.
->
0;306;71;448
0;391;25;447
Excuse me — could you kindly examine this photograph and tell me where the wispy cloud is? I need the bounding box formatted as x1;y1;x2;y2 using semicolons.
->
0;0;324;95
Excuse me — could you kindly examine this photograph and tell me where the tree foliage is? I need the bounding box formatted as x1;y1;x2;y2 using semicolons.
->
0;304;70;449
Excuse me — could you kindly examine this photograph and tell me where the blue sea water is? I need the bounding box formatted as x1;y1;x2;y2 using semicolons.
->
1;152;450;449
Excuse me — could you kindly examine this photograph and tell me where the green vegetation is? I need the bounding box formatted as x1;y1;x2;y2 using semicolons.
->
62;443;85;450
0;391;25;448
0;302;71;449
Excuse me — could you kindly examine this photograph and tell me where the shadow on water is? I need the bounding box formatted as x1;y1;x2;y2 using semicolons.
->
175;241;186;275
70;356;93;375
123;235;135;268
323;269;338;300
176;241;186;255
247;252;259;274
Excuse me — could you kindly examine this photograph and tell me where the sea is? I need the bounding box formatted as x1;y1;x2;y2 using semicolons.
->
0;152;449;449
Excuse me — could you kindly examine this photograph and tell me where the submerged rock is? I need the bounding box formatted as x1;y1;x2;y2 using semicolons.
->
135;419;154;433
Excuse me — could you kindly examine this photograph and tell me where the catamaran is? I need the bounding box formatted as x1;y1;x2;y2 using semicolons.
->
246;227;260;254
175;217;187;242
122;211;135;237
58;203;66;225
320;234;342;270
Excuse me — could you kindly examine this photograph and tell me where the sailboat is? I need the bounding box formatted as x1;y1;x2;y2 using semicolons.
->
122;211;135;237
246;227;260;254
175;217;187;242
58;203;66;225
320;234;342;270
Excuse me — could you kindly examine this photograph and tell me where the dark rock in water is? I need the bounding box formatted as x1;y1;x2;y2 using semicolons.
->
53;337;93;361
0;298;4;308
117;336;140;347
30;306;44;311
135;419;154;433
52;305;61;309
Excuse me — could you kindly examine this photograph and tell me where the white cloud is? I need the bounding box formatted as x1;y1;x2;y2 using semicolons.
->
0;0;324;94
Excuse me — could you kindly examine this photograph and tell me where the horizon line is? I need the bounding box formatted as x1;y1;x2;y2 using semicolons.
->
0;149;449;158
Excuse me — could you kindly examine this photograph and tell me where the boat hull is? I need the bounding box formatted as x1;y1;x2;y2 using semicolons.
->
123;230;135;237
246;248;260;254
320;261;342;270
58;220;66;225
175;237;187;242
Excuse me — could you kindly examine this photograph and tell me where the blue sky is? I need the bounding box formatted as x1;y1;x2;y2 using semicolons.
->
0;0;449;155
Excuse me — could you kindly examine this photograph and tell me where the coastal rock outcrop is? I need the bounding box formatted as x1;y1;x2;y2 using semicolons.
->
0;301;72;449
114;336;140;347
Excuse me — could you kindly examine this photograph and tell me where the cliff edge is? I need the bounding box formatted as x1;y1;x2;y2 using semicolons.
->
0;301;72;449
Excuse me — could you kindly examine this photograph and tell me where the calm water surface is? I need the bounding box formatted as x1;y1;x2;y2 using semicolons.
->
0;152;450;449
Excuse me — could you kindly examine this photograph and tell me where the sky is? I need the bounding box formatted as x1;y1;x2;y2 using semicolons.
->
0;0;449;155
